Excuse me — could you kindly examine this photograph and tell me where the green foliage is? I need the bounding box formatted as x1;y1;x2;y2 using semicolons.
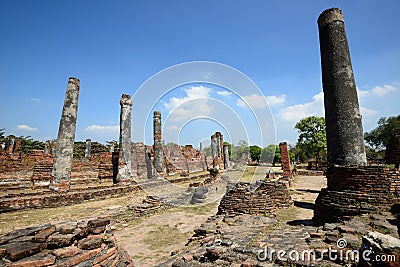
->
73;141;109;159
294;116;327;162
19;136;45;154
249;145;261;162
0;128;5;140
364;115;400;150
230;140;249;161
260;144;280;164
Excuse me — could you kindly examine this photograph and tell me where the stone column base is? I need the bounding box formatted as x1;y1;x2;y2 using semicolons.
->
49;180;70;192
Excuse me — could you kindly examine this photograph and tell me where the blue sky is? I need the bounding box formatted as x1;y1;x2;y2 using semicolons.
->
0;1;399;148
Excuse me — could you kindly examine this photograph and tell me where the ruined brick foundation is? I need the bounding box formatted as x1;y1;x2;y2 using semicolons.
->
314;166;400;224
217;179;293;215
0;218;133;266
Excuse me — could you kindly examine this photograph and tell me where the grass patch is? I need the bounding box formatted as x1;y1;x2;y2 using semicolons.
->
144;224;189;250
275;206;300;222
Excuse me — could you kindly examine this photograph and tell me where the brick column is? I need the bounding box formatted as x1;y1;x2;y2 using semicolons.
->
279;142;291;179
51;77;80;192
115;94;132;184
318;8;366;166
223;144;230;170
153;111;164;174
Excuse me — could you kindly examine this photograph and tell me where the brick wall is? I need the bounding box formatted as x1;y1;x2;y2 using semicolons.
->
218;179;293;215
279;142;292;180
314;166;400;224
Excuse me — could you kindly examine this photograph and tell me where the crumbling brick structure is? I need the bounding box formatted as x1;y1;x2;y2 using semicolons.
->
279;142;292;180
0;218;133;266
218;180;293;215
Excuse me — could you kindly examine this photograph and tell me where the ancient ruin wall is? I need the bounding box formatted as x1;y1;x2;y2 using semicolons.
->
314;166;400;223
218;180;293;215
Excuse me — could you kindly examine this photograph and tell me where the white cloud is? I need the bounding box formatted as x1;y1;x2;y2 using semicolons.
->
164;86;212;110
16;124;38;131
237;94;268;109
360;107;378;117
216;90;232;97
85;125;119;132
30;97;40;101
371;84;397;96
278;92;324;122
164;86;213;123
266;95;286;106
165;125;180;131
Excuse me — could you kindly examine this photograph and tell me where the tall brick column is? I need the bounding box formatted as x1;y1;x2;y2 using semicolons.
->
51;77;80;192
84;138;91;158
318;8;366;166
44;140;51;154
279;142;291;179
153;111;164;174
115;94;133;184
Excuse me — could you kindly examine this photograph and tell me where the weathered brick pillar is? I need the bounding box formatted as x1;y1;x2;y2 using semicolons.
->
223;144;230;170
84;138;91;158
115;94;132;184
51;141;56;155
153;111;164;174
51;77;80;192
279;142;291;179
109;141;115;153
44;140;51;154
211;134;218;168
13;139;22;158
318;8;366;166
6;135;15;154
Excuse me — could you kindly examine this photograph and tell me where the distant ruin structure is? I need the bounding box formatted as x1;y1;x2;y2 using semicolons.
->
153;111;164;174
279;142;291;180
210;132;224;169
84;138;91;158
115;94;133;184
50;77;80;192
318;8;366;166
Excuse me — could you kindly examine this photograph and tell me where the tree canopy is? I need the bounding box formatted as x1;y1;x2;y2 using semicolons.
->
294;116;327;163
364;115;400;150
249;145;261;162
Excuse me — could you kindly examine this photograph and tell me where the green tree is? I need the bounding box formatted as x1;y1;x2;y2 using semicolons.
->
364;115;400;150
231;140;249;161
19;136;45;154
295;116;327;169
249;145;261;162
0;128;5;140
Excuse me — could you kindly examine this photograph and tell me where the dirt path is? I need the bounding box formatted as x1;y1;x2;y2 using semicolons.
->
113;202;219;266
291;176;326;224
